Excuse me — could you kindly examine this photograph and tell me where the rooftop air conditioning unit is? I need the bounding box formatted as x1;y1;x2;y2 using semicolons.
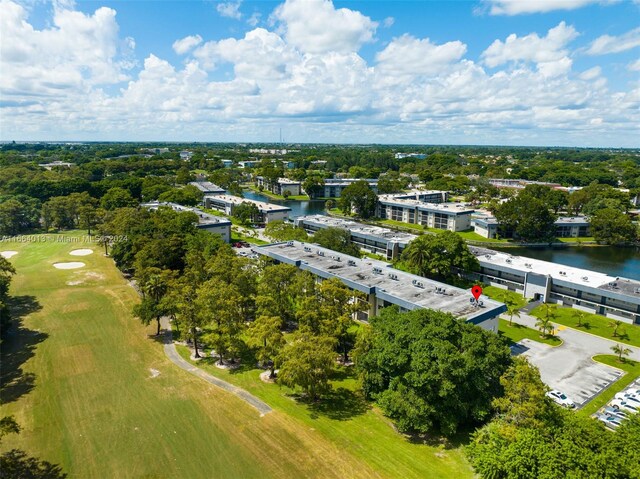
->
348;260;356;266
416;282;424;288
304;246;311;252
506;259;512;264
287;241;294;246
412;279;418;286
389;273;398;280
582;276;589;281
318;251;324;256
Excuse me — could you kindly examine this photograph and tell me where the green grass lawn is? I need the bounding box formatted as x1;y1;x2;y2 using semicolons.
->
498;319;563;347
456;230;511;243
245;185;310;201
556;237;595;243
2;232;430;478
482;286;527;309
529;305;640;348
581;355;640;416
376;219;426;232
231;228;269;245
174;344;473;479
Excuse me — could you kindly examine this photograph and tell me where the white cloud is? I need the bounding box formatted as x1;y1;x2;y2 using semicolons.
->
1;0;638;147
272;0;377;54
586;27;640;55
484;0;617;15
247;12;261;27
382;17;394;28
482;22;578;67
0;0;130;99
376;35;467;77
217;0;242;20
579;66;601;80
629;59;640;71
173;34;203;55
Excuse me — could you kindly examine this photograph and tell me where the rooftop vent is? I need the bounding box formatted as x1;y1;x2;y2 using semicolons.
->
373;267;383;275
317;251;325;256
388;273;398;280
347;260;356;266
582;276;589;281
412;280;425;288
303;246;311;252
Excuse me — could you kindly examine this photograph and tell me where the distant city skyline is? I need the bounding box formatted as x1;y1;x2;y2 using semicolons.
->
1;0;639;147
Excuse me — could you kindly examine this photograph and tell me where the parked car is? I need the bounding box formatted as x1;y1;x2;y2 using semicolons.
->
603;406;627;420
596;413;623;429
546;390;575;408
611;399;639;414
614;392;640;404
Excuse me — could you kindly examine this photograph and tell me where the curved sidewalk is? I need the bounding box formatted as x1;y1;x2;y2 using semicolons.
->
160;317;272;416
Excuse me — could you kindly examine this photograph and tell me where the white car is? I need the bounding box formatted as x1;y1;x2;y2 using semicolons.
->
546;390;575;408
623;388;640;396
614;392;640;403
611;399;639;414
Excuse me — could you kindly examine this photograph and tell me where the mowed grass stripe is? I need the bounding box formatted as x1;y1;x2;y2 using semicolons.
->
0;234;383;478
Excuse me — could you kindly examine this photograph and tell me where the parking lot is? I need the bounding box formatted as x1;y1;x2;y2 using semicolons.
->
512;339;623;408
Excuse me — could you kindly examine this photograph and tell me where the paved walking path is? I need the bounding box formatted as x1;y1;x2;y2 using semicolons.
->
160;317;272;416
505;311;640;361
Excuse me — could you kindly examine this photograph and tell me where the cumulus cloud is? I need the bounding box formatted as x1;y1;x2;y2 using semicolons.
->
172;34;203;55
482;22;578;67
0;0;130;99
629;59;640;71
272;0;377;53
1;0;638;147
376;35;467;77
483;0;617;15
217;0;242;19
586;27;640;55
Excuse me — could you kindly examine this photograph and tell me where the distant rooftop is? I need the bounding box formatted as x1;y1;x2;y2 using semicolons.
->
141;201;231;227
297;214;417;244
204;194;291;212
378;195;475;214
257;241;505;321
189;181;225;193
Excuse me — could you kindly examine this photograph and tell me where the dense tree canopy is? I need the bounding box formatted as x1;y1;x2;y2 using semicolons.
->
339;180;378;218
356;307;512;435
312;227;361;257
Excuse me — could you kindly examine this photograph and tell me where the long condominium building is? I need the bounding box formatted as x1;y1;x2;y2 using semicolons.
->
377;193;474;232
255;241;506;332
255;176;302;196
470;246;640;324
203;194;290;224
189;181;226;195
296;215;640;324
295;215;416;260
472;216;591;239
141;201;231;242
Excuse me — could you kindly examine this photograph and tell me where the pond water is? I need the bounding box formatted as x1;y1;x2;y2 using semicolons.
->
241;190;327;218
492;245;640;281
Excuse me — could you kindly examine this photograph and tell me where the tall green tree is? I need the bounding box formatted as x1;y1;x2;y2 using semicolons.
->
100;187;137;210
247;315;286;378
339;180;378;218
590;208;637;245
264;220;309;242
357;307;512;435
312;227;361;257
401;230;479;282
276;331;337;400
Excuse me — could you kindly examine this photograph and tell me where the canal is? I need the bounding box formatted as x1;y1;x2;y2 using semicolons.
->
241;190;327;218
492;245;640;281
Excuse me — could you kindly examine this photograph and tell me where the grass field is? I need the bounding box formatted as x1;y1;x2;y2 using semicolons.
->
581;355;640;416
0;232;472;478
482;286;528;309
529;305;640;348
245;186;310;201
173;345;472;479
498;319;563;347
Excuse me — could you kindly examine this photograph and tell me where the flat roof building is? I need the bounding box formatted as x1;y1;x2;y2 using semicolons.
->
38;160;73;170
472;215;591;239
255;241;506;332
189;181;226;195
470;246;640;324
204;194;290;224
377;194;474;232
322;178;378;198
142;201;231;242
295;215;417;260
255;177;302;197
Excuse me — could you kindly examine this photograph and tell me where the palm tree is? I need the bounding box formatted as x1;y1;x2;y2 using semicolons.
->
608;320;625;338
507;304;521;326
574;310;587;328
403;237;431;277
536;317;551;337
611;343;631;362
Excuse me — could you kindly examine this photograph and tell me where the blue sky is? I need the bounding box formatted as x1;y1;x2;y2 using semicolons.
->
2;0;639;146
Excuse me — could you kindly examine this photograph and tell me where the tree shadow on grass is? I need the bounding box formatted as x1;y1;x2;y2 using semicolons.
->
1;295;45;405
405;428;472;450
306;387;370;421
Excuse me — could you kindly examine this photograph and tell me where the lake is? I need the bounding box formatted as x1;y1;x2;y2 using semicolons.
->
241;190;327;218
492;245;640;281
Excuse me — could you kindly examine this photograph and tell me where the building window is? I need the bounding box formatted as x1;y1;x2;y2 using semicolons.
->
433;212;449;230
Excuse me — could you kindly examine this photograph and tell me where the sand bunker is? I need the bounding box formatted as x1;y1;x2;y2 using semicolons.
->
53;262;85;270
69;249;93;256
0;251;18;259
